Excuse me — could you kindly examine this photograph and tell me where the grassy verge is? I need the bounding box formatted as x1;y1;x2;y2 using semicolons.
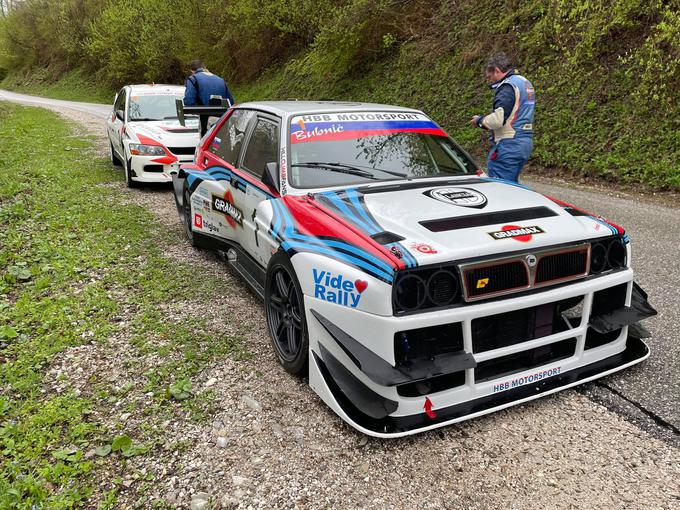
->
1;69;114;104
0;102;245;508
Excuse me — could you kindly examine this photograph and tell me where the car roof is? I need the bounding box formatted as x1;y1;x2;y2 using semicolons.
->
234;100;424;118
126;84;184;94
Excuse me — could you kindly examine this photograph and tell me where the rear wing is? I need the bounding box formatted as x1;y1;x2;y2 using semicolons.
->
175;98;232;137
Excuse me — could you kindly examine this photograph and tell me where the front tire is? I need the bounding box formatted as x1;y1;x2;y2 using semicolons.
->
124;156;137;188
265;252;309;375
110;142;122;167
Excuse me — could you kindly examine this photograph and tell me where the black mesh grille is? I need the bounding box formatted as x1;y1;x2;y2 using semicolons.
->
394;323;464;366
535;248;588;284
397;371;465;397
464;261;528;299
472;297;578;353
592;283;627;316
475;338;577;382
168;146;196;155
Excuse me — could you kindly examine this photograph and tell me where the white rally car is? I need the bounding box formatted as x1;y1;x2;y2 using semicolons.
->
107;84;200;186
172;101;656;437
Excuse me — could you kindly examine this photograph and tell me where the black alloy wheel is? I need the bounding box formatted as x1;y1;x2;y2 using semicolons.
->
265;252;308;375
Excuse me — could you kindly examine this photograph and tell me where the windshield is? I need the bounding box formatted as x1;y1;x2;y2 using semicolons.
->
288;112;476;189
128;93;186;121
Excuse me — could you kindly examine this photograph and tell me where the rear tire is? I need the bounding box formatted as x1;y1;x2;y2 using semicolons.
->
265;252;309;375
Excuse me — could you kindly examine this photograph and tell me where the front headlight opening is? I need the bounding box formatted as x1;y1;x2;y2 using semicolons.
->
393;267;461;314
129;143;166;156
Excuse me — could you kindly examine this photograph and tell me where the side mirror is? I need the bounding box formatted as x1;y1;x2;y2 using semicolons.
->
115;110;124;121
262;162;279;193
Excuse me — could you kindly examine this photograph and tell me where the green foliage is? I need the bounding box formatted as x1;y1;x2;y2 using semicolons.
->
0;0;678;188
168;379;193;401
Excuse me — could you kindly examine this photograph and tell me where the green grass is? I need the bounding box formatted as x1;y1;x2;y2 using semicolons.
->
0;102;246;508
1;69;115;104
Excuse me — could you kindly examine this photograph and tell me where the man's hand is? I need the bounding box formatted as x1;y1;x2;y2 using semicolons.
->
470;115;481;128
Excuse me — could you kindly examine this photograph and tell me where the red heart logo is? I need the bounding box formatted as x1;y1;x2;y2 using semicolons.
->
354;280;368;293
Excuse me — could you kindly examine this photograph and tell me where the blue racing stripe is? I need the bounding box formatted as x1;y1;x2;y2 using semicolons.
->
320;191;379;234
346;190;383;233
270;198;395;279
281;241;394;282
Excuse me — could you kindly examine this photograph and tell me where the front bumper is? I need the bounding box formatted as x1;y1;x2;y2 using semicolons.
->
306;270;655;437
129;155;193;183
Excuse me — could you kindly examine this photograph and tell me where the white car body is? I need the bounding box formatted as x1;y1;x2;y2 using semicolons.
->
172;101;655;437
106;84;200;184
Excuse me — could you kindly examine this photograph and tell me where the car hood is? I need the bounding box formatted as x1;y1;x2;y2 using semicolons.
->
127;119;200;146
314;178;618;265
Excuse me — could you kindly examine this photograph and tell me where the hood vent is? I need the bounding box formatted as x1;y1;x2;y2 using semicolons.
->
420;206;558;233
371;231;405;245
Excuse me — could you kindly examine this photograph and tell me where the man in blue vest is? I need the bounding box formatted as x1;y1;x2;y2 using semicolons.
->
184;59;235;107
470;53;535;182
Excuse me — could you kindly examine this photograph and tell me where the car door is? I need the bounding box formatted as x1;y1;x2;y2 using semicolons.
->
109;88;127;158
236;115;280;265
199;108;257;245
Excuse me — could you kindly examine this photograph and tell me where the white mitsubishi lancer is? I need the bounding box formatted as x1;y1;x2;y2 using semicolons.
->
107;84;200;187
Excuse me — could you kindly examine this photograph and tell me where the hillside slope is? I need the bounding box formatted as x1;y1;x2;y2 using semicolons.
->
1;0;678;188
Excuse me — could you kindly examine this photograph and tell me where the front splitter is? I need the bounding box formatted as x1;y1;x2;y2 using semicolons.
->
314;336;650;437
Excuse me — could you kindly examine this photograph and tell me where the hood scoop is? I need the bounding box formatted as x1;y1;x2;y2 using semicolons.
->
420;206;558;233
371;231;405;245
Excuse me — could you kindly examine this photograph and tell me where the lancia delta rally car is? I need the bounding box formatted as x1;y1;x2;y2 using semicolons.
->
172;101;656;437
107;84;200;186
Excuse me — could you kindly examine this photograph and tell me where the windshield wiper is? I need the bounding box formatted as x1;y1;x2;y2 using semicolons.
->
292;162;378;180
129;117;159;122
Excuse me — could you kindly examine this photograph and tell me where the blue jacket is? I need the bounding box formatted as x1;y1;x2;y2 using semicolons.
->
477;69;535;143
184;69;235;106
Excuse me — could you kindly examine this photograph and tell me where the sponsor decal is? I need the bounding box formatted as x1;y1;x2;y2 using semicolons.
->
289;112;446;144
203;218;219;233
279;146;288;195
193;213;203;228
198;187;210;198
313;269;366;308
211;191;243;228
493;366;561;393
476;278;489;289
425;187;487;208
526;254;537;267
210;136;221;151
488;225;545;242
390;246;403;259
410;242;438;254
293;123;345;143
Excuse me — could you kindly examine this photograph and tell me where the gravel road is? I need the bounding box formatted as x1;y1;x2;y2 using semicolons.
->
3;91;679;509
